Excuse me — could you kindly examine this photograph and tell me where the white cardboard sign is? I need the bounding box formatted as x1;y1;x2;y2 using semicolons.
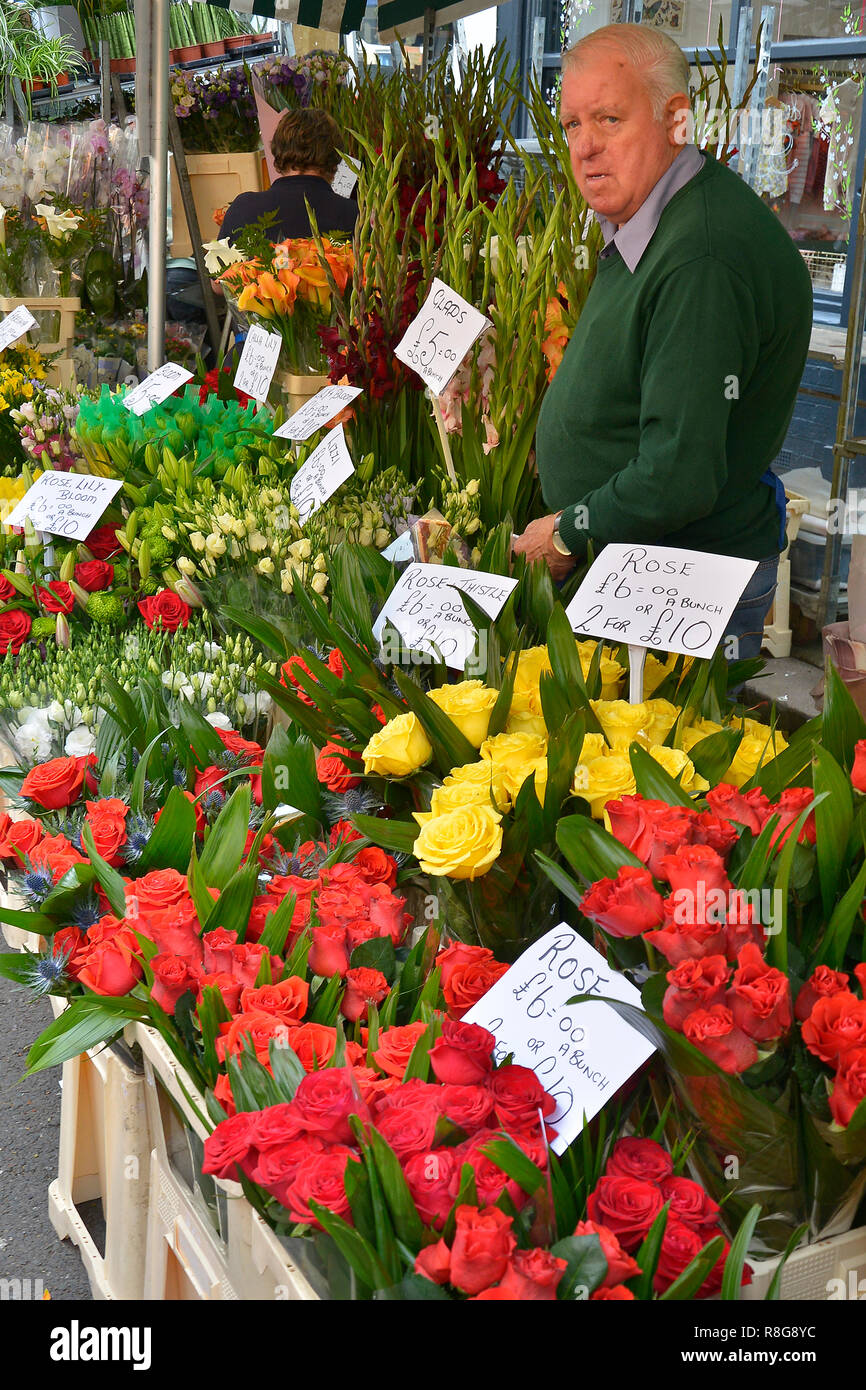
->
289;423;354;524
331;156;359;198
394;277;491;397
565;542;758;660
233;324;283;402
0;304;37;352
372;561;517;669
6;472;124;540
381;529;414;563
464;925;655;1154
274;384;362;441
122;362;194;415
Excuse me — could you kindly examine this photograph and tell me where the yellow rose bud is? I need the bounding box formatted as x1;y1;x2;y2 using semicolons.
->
504;704;549;740
413;804;503;880
441;759;511;811
590;699;653;750
505;754;548;804
647;744;709;795
725;730;788;789
644;698;680;747
362;712;433;777
480;730;547;767
577;732;608;765
575;754;637;819
426;679;499;749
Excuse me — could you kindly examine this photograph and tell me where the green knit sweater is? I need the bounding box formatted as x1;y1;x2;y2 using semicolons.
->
536;154;814;560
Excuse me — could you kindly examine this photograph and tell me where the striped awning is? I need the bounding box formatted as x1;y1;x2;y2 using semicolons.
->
377;0;505;41
208;0;366;34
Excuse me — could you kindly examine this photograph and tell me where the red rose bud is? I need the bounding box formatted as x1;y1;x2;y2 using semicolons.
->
765;786;817;850
591;1284;636;1299
201;1111;259;1180
340;966;390;1022
291;1067;370;1145
722;892;765;961
429;1019;496;1086
449;1205;516;1295
606;796;695;877
657;843;731;896
436;942;509;1019
76;938;143;996
645;897;727;965
801;993;866;1066
0;608;32;654
83;523;122;559
283;1146;353;1227
21;755;85;809
682;1005;759;1073
492;1248;568;1301
489;1064;556;1130
150;953;200;1015
580;865;666;938
658;1175;721;1229
309;922;350;978
403;1149;458;1227
691;811;739;859
196;971;242;1014
0;813;43;859
316;741;361;793
829;1046;866;1127
74;559;114;591
138;589;191;632
414;1238;452;1285
728;942;792;1043
663;954;730;1029
573;1220;641;1287
605;1136;673;1183
795;966;851;1022
705;783;772;836
652;1216;707;1295
586;1175;665;1252
851;739;866;794
36;580;74;614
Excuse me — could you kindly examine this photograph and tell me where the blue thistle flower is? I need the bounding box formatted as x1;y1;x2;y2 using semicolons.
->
25;950;69;996
22;867;56;906
70;892;102;929
173;765;187;787
325;787;381;820
123;813;152;864
130;748;141;769
203;789;225;815
160;741;172;759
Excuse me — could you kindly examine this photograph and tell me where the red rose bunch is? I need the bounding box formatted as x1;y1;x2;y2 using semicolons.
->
203;1025;557;1251
661;942;792;1075
585;1136;749;1297
799;971;866;1126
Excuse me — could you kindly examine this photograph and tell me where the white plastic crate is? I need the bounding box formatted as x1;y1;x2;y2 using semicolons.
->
144;1147;240;1301
741;1225;866;1301
47;1038;151;1300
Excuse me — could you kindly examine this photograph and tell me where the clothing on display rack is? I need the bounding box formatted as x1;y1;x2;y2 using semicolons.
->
781;91;814;204
820;77;861;216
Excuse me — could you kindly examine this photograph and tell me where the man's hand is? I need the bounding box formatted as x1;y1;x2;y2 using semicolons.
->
512;513;576;582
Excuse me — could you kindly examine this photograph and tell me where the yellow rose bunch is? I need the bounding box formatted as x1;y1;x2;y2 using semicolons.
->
506;642;626;736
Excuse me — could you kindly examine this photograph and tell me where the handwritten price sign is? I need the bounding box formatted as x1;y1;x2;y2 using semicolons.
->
122;362;194;416
289;424;354;524
464;926;655;1154
331;156;359;198
0;304;37;353
233;324;283;402
372;562;517;670
394;277;491;397
565;543;758;661
6;472;124;541
274;384;362;442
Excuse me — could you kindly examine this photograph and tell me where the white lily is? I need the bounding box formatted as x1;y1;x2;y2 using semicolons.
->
202;238;245;276
34;204;83;239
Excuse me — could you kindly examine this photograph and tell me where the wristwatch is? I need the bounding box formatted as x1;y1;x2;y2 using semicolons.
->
551;511;572;557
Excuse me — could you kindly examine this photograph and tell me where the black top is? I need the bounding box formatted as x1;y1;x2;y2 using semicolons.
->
220;174;357;245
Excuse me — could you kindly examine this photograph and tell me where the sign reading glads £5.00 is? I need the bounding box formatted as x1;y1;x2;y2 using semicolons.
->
6;472;124;541
394;278;491;397
464;926;655;1155
565;542;758;661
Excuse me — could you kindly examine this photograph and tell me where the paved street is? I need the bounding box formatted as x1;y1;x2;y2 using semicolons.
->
0;974;92;1300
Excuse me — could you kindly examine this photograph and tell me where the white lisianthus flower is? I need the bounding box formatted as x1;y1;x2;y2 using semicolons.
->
177;556;196;576
14;716;53;762
205;711;233;731
311;572;328;595
65;725;96;757
256;557;275;576
205;533;226;558
47;699;66;723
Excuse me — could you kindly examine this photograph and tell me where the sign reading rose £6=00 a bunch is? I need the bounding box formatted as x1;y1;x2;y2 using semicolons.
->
122;362;194;416
463;926;656;1154
289;424;355;524
6;472;124;542
274;384;363;442
394;277;491;397
565;542;758;660
372;562;518;670
233;324;283;402
0;304;37;353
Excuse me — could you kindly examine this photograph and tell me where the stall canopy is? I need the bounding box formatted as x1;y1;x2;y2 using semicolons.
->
208;0;366;34
376;0;505;43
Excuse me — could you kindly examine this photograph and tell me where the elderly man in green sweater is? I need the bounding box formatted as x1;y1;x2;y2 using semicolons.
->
513;24;813;659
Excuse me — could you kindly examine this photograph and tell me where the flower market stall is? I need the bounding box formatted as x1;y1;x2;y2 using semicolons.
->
0;12;863;1337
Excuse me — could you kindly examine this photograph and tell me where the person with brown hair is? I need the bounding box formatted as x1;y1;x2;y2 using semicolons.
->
220;107;357;245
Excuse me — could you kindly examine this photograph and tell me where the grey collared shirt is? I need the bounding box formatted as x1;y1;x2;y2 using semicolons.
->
598;144;705;273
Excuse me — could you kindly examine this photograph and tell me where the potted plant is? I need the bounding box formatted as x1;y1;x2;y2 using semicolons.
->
0;0;82;117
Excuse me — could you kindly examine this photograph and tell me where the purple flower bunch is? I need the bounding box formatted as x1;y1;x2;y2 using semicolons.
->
169;66;259;152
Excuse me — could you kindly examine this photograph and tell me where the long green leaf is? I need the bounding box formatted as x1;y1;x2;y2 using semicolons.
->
629;741;694;807
556;814;643;882
813;747;855;917
199;784;251;890
720;1203;761;1301
658;1233;725;1300
81;824;127;918
25;996;144;1075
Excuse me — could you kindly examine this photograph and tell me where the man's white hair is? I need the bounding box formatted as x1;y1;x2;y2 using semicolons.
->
562;23;690;120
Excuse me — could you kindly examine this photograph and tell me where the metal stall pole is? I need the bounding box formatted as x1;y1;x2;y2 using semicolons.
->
167;102;223;357
99;38;111;124
147;0;169;373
